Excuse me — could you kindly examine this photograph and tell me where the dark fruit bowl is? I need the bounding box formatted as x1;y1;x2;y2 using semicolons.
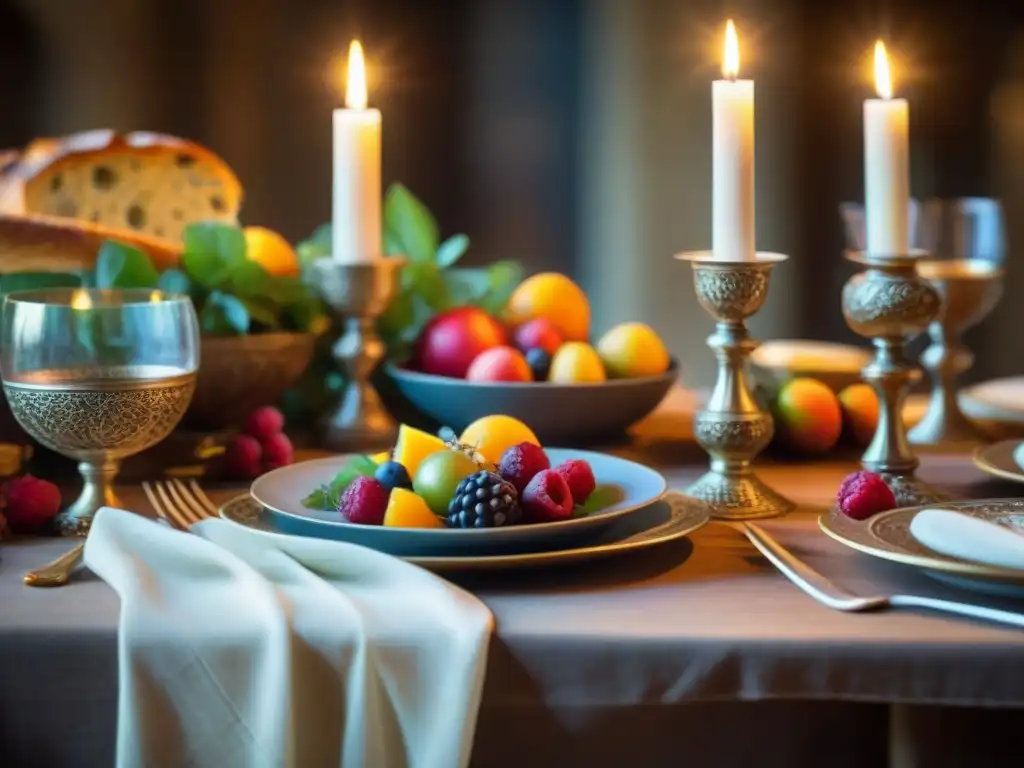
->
385;359;680;445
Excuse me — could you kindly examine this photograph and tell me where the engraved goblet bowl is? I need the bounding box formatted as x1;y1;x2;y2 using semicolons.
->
0;289;199;536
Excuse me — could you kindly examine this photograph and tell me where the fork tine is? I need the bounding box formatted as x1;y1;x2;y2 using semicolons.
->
143;481;186;530
164;480;210;524
184;479;220;517
154;481;200;528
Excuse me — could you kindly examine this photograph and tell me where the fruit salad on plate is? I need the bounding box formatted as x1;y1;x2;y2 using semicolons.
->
301;415;620;530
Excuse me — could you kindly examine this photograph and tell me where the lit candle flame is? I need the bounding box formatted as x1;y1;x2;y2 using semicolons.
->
149;290;162;303
346;40;368;110
70;289;91;310
723;20;740;80
874;40;892;100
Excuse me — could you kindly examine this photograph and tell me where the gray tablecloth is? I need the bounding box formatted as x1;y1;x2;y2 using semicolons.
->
2;454;1024;767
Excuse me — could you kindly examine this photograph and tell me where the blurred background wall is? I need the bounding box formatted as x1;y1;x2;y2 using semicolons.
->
0;0;1023;386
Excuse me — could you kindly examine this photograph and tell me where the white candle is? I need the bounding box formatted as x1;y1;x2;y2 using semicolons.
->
864;41;910;256
712;20;755;261
332;40;382;263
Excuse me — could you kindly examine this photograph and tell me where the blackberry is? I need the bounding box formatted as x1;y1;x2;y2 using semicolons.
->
447;471;521;528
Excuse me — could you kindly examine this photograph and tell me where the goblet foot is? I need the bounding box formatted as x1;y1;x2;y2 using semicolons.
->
322;383;397;452
53;458;121;537
907;403;986;451
880;472;952;508
685;471;795;520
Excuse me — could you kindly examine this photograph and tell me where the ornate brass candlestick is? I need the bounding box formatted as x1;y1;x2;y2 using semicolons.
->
908;259;1003;448
676;252;794;520
841;253;945;505
313;257;405;451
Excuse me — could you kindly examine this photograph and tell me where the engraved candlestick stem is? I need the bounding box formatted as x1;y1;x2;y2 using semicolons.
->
677;253;794;520
841;253;945;505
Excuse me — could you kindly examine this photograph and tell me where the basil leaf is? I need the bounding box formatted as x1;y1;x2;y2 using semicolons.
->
157;268;191;295
384;183;439;262
435;234;469;268
181;248;228;290
201;290;249;335
96;240;159;289
183;222;247;264
240;297;279;329
223;259;272;299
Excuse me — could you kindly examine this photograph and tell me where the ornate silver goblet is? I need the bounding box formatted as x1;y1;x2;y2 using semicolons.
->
312;257;405;451
841;253;944;505
0;289;199;536
909;260;1003;448
676;252;794;520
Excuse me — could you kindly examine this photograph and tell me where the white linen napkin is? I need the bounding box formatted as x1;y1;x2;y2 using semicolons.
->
83;507;493;768
910;508;1024;571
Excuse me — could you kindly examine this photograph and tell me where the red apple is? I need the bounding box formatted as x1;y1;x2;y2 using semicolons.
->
514;318;563;356
466;346;533;382
415;307;507;378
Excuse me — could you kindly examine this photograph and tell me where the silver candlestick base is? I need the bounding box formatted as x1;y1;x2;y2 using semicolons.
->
312;257;406;452
841;252;947;506
676;252;794;520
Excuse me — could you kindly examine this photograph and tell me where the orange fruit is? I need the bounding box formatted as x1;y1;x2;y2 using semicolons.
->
596;322;669;378
507;273;590;342
548;342;606;383
244;226;300;277
774;378;843;454
459;415;540;466
383;489;443;528
393;425;447;477
838;384;879;447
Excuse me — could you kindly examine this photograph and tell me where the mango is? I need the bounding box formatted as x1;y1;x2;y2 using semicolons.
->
774;378;843;454
393;425;447;477
548;342;607;384
507;273;590;342
838;383;878;447
597;322;670;378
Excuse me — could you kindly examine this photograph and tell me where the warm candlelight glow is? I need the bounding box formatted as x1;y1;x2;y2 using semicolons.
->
149;290;162;303
70;290;91;310
874;40;892;100
346;40;368;110
723;20;740;80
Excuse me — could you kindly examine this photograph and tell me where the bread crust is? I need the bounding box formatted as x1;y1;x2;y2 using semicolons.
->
0;212;182;274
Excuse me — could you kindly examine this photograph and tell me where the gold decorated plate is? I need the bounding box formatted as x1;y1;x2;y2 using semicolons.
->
973;440;1024;484
819;500;1024;592
220;491;710;572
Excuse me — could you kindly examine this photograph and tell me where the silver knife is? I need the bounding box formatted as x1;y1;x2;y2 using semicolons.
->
745;522;1024;629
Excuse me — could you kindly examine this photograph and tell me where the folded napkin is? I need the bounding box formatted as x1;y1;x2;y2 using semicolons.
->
910;508;1024;571
83;507;493;768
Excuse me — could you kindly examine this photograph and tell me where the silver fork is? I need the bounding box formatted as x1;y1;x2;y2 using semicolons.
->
24;480;219;587
745;522;1024;629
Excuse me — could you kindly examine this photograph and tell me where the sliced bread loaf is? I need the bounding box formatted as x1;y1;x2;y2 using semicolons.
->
0;130;243;242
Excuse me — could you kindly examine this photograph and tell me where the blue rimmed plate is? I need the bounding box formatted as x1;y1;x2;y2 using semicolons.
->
249;448;667;557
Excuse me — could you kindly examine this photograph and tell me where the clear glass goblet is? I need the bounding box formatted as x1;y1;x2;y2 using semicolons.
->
0;289;199;535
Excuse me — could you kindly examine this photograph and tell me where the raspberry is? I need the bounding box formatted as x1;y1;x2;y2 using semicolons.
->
339;476;390;525
2;475;61;533
244;406;285;442
554;459;596;505
261;432;294;472
225;434;262;479
498;442;550;493
836;470;897;520
521;469;574;524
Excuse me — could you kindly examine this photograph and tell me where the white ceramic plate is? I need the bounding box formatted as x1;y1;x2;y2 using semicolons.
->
249;448;667;557
820;500;1024;598
220;491;709;572
961;377;1024;426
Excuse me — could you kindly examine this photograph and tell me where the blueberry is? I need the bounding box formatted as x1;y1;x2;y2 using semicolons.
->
374;460;412;491
525;348;552;381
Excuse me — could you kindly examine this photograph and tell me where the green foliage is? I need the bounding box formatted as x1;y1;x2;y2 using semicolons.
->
296;183;523;362
94;222;324;336
301;454;379;510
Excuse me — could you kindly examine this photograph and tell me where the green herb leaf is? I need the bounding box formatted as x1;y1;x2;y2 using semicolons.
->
182;249;228;290
477;260;523;314
95;240;159;289
576;485;625;516
435;234;469;268
301;454;378;510
200;290;250;335
384;183;439;262
157;268;191;295
223;259;272;299
183;222;247;265
239;297;279;328
0;271;83;294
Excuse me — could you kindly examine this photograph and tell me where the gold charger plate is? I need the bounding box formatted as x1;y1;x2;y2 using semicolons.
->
819;500;1024;594
973;440;1024;484
220;491;710;572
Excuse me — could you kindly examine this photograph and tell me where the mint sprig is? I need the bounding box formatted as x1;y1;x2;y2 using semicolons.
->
301;454;378;511
94;222;324;336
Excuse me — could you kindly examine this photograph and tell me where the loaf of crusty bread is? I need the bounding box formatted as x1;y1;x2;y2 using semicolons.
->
0;130;242;242
0;212;181;274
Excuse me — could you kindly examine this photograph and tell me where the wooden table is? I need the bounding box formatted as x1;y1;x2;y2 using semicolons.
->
2;393;1023;768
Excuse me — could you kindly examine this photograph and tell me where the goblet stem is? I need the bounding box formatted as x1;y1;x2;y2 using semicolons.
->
54;457;121;537
908;327;982;447
325;317;395;450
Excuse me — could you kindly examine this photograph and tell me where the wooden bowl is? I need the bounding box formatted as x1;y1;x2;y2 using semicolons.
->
181;332;315;432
